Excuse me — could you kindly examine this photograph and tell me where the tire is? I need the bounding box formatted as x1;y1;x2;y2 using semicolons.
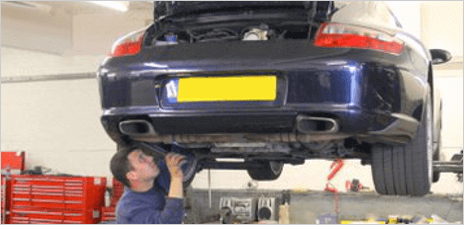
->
183;173;196;188
170;144;198;187
371;91;433;196
432;128;441;183
181;156;198;188
246;160;284;181
432;104;443;183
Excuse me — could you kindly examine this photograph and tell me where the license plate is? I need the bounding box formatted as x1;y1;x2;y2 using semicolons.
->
168;76;277;103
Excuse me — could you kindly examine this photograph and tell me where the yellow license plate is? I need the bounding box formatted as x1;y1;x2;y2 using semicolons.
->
177;76;277;102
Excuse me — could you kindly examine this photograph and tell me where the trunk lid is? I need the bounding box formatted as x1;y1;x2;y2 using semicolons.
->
154;1;335;22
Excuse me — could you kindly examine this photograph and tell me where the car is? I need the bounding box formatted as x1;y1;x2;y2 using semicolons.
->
97;1;452;196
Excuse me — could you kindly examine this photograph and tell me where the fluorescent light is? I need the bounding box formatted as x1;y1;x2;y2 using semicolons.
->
87;1;129;12
1;1;52;14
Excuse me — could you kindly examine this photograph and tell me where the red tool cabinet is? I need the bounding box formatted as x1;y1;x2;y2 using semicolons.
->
101;206;116;222
2;175;12;224
9;175;106;224
110;178;124;207
1;151;26;172
101;178;124;223
2;151;26;224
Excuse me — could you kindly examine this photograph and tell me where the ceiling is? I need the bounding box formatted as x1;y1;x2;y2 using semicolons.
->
2;1;153;15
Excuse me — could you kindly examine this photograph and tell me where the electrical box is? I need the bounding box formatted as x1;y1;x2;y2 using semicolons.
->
257;197;277;221
219;197;255;223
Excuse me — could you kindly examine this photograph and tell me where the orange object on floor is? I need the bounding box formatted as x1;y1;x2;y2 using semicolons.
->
324;158;344;223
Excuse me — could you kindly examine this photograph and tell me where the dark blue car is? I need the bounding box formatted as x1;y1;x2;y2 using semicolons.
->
97;1;452;196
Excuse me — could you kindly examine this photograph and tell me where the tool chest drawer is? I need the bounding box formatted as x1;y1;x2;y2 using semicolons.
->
102;206;116;222
11;182;88;209
11;175;106;210
10;206;100;224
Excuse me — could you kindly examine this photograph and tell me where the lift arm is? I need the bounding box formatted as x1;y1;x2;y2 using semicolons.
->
433;150;463;175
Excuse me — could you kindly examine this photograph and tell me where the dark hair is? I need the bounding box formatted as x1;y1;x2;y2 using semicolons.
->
110;143;139;188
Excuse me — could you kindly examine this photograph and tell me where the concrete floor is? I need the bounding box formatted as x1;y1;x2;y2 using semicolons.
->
185;189;463;224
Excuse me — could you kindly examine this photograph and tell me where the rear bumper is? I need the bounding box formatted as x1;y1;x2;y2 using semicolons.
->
101;106;419;145
98;41;428;145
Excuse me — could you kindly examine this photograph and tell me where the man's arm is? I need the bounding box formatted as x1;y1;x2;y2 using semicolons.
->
165;153;185;199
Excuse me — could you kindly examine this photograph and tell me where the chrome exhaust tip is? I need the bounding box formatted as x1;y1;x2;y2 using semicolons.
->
119;120;156;136
296;115;339;134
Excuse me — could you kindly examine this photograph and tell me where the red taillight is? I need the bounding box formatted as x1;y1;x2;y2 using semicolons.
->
314;23;404;55
109;29;145;57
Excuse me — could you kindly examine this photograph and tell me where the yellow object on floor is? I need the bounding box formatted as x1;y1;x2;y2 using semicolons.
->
278;204;290;224
340;219;385;224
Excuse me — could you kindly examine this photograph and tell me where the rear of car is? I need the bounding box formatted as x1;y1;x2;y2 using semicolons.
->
98;1;438;196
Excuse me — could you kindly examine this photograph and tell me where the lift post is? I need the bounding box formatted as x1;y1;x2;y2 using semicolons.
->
433;150;463;181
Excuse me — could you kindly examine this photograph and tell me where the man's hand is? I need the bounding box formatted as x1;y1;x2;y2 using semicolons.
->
166;153;185;199
166;153;185;181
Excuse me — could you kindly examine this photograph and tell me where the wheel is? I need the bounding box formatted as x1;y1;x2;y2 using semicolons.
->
371;91;433;196
432;122;441;183
246;160;284;181
170;144;198;187
181;156;198;188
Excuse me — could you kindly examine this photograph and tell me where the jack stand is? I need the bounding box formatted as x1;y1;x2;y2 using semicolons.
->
324;159;344;223
325;184;340;222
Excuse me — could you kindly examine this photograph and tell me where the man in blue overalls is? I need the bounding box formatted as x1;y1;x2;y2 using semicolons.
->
110;143;190;224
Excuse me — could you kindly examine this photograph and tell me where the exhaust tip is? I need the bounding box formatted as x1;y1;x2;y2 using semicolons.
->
296;116;339;134
119;120;156;136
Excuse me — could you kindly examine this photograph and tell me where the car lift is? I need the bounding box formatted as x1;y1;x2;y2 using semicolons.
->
433;150;463;181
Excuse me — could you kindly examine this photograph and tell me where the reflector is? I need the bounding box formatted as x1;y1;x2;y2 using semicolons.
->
109;29;145;57
314;23;404;54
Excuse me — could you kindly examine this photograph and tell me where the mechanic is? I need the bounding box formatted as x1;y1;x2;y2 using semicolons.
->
110;143;186;224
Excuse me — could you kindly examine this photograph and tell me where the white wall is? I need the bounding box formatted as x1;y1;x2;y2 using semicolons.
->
72;10;152;55
1;1;463;193
1;79;115;177
1;7;152;185
421;1;464;59
434;70;463;152
386;1;422;40
1;47;104;77
1;3;72;55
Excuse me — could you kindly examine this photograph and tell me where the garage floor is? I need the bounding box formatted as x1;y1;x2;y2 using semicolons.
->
185;189;463;224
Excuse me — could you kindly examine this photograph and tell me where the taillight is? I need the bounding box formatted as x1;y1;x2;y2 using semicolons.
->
109;28;145;57
314;23;404;55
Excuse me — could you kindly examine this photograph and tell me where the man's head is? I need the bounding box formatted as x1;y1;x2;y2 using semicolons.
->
110;144;161;188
